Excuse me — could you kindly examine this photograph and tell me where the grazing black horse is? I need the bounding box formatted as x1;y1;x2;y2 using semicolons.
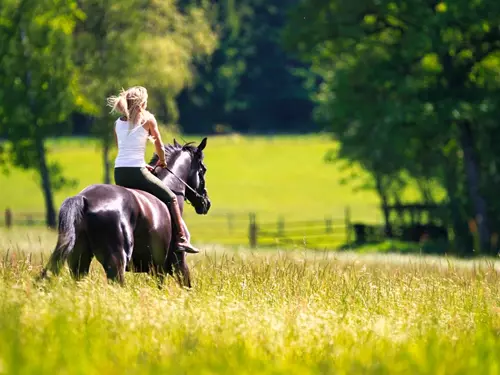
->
40;138;210;287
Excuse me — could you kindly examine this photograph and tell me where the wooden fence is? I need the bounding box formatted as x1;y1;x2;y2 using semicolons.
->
247;210;353;248
2;201;451;250
1;207;356;249
2;209;46;227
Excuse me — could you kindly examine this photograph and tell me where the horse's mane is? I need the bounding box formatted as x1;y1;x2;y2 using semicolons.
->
148;141;198;166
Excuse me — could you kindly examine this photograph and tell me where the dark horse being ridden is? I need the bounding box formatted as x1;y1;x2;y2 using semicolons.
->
40;138;211;287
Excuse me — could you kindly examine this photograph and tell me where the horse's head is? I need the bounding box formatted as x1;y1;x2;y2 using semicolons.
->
183;137;211;215
149;138;211;215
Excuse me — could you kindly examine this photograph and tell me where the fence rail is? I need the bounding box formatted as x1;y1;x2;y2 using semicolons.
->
2;209;46;227
2;208;354;249
3;203;450;248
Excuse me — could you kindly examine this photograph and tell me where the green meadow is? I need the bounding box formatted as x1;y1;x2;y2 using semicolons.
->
1;228;500;375
1;134;443;247
0;136;485;374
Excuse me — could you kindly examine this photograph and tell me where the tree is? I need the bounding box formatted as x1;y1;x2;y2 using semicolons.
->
72;0;141;184
177;0;314;134
0;0;82;227
284;0;500;254
75;0;217;183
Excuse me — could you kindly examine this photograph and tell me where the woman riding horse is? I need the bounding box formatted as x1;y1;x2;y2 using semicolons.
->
107;86;199;254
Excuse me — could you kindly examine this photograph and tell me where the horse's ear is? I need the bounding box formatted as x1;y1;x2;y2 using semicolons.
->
197;137;207;152
173;138;181;147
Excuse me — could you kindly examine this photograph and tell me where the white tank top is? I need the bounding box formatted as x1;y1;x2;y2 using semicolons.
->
114;118;149;168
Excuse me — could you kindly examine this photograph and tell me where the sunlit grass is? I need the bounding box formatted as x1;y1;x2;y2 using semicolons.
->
1;228;500;374
1;134;445;247
1;134;443;220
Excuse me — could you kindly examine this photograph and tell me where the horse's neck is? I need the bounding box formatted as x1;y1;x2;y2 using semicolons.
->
162;151;190;194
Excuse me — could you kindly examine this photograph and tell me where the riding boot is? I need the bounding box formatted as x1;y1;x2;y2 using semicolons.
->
168;197;200;254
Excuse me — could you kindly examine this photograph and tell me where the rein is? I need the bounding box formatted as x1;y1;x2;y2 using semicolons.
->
146;164;203;200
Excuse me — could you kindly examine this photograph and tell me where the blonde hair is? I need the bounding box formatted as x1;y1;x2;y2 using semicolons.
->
107;86;148;129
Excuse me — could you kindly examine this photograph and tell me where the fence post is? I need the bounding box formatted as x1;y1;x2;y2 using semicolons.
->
227;213;234;233
325;216;332;234
249;213;257;248
344;206;352;245
5;208;12;229
277;216;285;237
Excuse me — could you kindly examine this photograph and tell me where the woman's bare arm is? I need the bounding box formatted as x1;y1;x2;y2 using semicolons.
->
145;115;167;166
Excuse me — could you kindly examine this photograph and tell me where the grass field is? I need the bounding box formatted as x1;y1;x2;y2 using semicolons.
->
1;228;500;374
1;134;444;247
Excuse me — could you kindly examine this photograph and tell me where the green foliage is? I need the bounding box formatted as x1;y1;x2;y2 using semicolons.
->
3;230;500;373
74;0;217;182
0;0;81;156
0;0;83;226
177;0;314;133
75;0;217;122
284;0;500;254
0;0;81;136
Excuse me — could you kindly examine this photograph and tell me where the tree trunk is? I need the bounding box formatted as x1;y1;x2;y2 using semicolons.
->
102;137;111;184
458;120;491;253
35;136;57;228
21;27;56;228
374;173;392;238
157;91;169;123
442;153;472;255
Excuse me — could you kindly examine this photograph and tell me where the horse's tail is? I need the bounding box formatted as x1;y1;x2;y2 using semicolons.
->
40;195;87;279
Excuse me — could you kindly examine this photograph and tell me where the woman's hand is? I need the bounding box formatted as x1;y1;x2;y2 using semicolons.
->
156;159;167;168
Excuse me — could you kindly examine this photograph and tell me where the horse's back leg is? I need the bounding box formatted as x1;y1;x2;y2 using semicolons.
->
176;253;192;288
166;223;192;288
89;216;133;286
67;235;93;280
165;251;192;289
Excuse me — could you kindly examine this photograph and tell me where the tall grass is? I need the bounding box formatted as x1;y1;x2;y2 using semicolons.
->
1;228;500;374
